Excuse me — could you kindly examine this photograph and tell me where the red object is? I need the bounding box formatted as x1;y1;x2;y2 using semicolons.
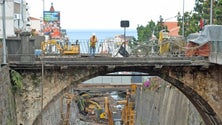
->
186;42;211;57
200;18;204;30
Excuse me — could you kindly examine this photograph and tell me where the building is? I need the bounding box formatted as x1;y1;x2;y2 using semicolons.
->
29;17;41;32
0;0;30;38
163;22;180;37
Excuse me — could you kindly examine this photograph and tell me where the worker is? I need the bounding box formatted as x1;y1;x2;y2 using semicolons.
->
89;33;98;57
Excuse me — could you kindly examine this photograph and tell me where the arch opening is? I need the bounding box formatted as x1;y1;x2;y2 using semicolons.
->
33;66;221;125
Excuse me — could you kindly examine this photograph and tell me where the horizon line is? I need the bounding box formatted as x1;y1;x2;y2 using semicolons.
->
64;28;137;30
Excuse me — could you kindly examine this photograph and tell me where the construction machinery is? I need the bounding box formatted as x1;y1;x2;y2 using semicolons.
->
41;39;80;55
105;97;114;125
75;92;114;123
60;93;78;125
60;90;120;125
120;84;137;125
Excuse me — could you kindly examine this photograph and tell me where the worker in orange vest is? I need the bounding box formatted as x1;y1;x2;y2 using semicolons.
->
89;33;98;57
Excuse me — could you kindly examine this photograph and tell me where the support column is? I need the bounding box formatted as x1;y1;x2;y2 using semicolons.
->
20;32;32;62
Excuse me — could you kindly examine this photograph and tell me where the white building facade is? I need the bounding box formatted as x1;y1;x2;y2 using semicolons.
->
0;0;30;38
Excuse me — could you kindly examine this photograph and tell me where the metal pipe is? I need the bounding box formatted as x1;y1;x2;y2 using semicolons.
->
182;0;185;38
210;0;213;25
43;0;45;17
41;62;44;125
20;0;24;29
2;0;7;64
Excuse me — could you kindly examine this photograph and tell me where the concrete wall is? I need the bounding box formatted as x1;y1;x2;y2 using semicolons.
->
164;65;222;124
31;36;45;49
135;77;205;125
6;36;35;62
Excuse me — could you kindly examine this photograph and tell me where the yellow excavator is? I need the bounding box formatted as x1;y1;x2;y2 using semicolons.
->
75;93;111;121
60;92;114;125
41;39;80;55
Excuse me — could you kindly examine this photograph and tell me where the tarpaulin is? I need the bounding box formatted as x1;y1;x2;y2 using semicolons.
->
186;25;222;57
189;25;222;45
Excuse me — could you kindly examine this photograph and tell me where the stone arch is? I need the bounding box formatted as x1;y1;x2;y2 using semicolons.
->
112;66;222;125
33;65;222;125
157;73;221;125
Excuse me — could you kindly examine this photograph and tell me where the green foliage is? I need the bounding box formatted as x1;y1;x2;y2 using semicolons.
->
10;70;23;92
136;20;157;42
7;120;14;125
137;0;222;38
177;0;222;37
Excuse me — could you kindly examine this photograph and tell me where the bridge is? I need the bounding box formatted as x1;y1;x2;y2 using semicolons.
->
1;25;222;125
7;55;222;125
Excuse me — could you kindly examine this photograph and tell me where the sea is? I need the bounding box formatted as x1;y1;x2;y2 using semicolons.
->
66;29;138;41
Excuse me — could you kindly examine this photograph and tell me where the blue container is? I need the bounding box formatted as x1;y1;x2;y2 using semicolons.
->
34;49;42;56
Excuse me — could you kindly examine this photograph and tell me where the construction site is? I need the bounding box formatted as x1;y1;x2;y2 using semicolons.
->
57;75;206;125
59;83;138;125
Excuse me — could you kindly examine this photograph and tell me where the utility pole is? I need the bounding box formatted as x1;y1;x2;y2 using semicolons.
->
1;0;7;64
182;0;185;38
41;62;44;125
210;0;213;25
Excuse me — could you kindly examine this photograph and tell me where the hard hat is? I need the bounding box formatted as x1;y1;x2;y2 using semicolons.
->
92;33;95;36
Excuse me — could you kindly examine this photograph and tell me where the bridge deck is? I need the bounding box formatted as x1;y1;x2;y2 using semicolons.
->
9;56;210;69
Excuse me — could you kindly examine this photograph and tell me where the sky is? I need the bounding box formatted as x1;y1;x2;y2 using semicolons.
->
25;0;195;30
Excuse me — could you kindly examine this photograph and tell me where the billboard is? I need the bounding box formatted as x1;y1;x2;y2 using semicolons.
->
43;11;61;39
43;11;60;22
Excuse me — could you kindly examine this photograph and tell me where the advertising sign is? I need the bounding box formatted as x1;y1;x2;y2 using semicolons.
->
43;11;60;22
43;11;61;39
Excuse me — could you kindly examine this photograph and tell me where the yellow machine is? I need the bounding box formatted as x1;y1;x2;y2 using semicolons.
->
60;92;115;124
85;100;106;118
63;40;80;55
60;93;78;125
121;84;137;125
105;97;114;125
41;39;80;55
77;93;109;120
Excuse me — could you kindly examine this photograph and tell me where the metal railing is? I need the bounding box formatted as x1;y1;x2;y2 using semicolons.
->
4;37;214;63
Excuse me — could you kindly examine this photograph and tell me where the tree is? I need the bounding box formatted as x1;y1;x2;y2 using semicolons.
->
213;0;222;24
136;18;167;43
177;11;200;37
177;0;222;37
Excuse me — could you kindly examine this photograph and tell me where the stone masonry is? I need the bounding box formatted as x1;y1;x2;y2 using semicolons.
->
0;66;17;125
